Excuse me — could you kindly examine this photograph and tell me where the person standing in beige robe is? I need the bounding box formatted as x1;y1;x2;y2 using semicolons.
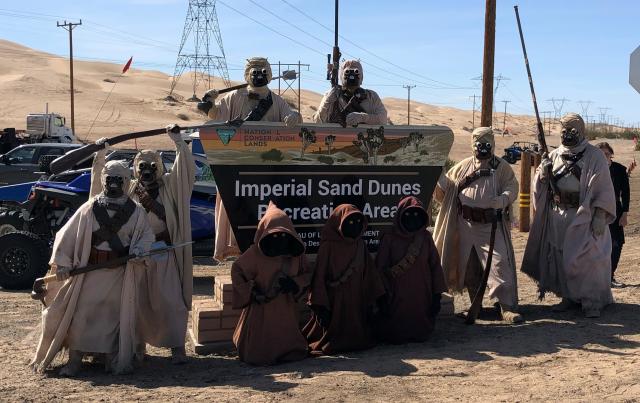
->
522;113;616;318
313;59;388;126
201;57;302;261
30;161;154;376
433;127;522;323
92;125;195;363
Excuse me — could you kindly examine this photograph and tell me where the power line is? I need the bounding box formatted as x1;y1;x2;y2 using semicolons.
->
278;0;472;90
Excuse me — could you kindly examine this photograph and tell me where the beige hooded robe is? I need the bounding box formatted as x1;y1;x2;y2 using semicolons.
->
522;140;616;309
92;139;195;348
312;59;388;125
207;66;302;261
30;162;154;374
433;130;519;307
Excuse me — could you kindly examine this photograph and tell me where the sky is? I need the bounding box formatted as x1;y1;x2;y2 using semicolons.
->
0;0;638;125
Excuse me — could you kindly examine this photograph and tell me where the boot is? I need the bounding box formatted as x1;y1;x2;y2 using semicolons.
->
171;346;188;365
59;350;83;377
552;298;578;312
499;304;523;324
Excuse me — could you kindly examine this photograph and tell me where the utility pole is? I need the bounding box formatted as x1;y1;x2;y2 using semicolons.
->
501;100;511;134
480;0;496;127
57;19;82;136
275;61;310;112
469;94;479;129
403;84;416;125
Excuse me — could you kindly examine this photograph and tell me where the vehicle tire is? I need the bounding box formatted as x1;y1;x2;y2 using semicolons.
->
502;153;515;164
0;210;25;236
0;231;50;290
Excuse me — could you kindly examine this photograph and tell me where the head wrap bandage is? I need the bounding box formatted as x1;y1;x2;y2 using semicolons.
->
101;160;131;195
244;57;272;85
560;113;585;135
134;150;165;182
339;59;364;87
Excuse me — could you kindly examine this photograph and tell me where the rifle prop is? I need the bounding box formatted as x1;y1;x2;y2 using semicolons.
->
31;241;193;305
196;70;298;114
49;120;245;175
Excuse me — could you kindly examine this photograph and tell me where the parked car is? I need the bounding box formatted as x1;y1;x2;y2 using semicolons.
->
502;141;540;164
0;143;81;185
0;149;216;289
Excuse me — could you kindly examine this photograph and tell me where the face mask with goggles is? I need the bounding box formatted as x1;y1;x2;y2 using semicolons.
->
474;141;493;160
138;161;158;184
343;68;360;87
561;127;581;147
250;68;269;87
105;175;125;198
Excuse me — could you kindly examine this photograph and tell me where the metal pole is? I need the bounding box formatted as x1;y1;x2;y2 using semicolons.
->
480;0;496;127
502;100;510;134
297;61;301;112
57;20;82;136
331;0;340;87
278;61;281;95
519;151;532;232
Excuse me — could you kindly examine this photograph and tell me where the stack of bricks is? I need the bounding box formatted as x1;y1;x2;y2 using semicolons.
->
191;275;241;346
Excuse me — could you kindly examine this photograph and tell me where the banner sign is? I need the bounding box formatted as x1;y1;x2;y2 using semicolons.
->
200;122;454;254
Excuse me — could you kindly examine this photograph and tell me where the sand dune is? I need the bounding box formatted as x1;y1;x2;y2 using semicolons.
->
0;39;552;152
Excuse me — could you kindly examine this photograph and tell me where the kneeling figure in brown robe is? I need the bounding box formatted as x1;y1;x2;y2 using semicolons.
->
231;202;311;365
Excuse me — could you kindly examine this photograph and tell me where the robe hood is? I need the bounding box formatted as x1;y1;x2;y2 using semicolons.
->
394;196;428;235
254;201;304;254
321;204;368;242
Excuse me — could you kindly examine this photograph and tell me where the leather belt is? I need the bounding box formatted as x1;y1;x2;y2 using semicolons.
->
155;229;172;244
88;247;128;265
552;191;580;208
460;204;501;224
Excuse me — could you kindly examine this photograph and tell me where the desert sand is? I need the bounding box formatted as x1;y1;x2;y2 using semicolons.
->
1;40;639;401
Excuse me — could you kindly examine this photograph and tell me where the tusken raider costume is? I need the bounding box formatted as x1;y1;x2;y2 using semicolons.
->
30;160;154;376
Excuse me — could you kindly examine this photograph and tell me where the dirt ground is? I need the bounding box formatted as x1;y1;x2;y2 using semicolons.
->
1;138;639;402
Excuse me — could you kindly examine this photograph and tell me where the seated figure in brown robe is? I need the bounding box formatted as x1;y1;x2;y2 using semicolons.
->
303;204;386;355
231;202;311;365
375;196;447;343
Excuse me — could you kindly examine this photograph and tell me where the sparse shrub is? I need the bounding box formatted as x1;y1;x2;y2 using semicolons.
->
317;155;334;165
261;148;285;162
420;150;429;156
176;113;190;121
337;158;347;163
103;78;115;83
414;158;421;164
383;155;396;163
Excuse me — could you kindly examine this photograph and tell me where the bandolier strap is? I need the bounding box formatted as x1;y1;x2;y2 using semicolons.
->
550;150;584;208
135;183;172;243
251;259;293;304
387;232;425;279
91;198;136;256
244;91;274;121
326;240;365;288
330;88;367;127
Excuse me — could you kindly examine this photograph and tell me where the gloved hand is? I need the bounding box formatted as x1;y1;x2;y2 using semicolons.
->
55;265;72;282
278;276;300;294
430;293;442;318
490;194;509;210
95;137;111;150
203;89;219;102
538;157;553;182
591;207;607;236
130;245;150;265
311;305;331;328
345;112;370;127
283;112;300;127
166;124;182;143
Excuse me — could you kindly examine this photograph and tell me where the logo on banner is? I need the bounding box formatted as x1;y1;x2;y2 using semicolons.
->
216;128;237;145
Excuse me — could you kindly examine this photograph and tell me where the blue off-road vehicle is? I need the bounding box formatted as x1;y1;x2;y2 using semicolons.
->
0;146;216;289
501;141;540;164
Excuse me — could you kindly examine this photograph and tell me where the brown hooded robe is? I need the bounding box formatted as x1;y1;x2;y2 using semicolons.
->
231;202;311;365
303;204;386;354
375;197;447;343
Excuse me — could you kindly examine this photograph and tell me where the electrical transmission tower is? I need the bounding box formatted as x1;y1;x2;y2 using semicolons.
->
546;98;569;120
577;100;592;117
167;0;230;101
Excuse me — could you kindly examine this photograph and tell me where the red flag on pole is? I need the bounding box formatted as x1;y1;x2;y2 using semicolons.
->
122;56;133;74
